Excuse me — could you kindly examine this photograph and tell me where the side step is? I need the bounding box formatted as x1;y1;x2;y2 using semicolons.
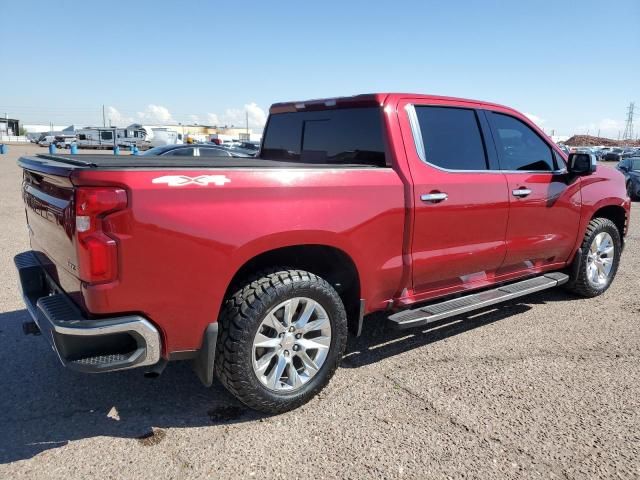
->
388;272;569;330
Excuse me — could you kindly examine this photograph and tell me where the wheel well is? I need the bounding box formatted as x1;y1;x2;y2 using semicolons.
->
593;205;627;239
224;245;361;330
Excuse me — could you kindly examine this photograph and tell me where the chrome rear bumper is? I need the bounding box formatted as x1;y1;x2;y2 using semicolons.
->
15;251;161;373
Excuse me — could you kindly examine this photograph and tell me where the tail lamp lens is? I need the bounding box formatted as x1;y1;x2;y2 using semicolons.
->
74;187;127;283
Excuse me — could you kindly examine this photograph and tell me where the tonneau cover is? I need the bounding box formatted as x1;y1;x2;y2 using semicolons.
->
19;154;380;171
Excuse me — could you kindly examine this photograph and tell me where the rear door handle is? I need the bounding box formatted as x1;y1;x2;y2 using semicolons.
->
421;192;448;203
512;188;532;198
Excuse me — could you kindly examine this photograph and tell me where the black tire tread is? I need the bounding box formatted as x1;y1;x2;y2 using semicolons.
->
214;268;347;413
566;217;621;298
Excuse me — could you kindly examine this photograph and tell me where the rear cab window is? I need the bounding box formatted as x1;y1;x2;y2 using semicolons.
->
261;107;387;167
412;106;489;170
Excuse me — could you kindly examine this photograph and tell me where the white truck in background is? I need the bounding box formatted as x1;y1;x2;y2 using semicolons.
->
147;128;183;147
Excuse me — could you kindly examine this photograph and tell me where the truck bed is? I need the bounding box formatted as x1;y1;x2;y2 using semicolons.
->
19;154;382;173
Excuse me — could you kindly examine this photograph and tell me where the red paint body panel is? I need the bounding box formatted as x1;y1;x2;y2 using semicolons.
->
73;167;405;352
19;93;631;358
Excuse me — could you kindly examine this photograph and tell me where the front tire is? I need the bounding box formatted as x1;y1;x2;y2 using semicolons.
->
215;269;348;413
565;218;622;297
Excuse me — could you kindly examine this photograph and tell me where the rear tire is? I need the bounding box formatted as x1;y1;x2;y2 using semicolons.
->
215;268;348;413
565;218;622;297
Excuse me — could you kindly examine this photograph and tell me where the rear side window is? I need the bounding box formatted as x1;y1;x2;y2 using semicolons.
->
198;147;232;157
414;106;488;170
261;108;386;167
489;113;554;171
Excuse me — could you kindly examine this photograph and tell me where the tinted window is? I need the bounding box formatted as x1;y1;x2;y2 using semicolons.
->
414;106;488;170
631;159;640;170
262;108;386;167
490;113;554;171
199;147;232;157
163;147;194;157
100;131;113;141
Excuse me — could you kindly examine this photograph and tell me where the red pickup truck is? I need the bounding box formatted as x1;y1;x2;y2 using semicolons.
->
15;93;630;413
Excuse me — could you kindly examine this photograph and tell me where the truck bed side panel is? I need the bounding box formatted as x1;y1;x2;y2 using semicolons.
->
73;167;406;353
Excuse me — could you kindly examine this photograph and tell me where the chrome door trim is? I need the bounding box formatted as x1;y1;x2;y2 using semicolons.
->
404;104;567;175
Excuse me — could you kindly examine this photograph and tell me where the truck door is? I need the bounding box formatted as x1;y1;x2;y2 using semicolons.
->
484;110;581;275
398;99;510;297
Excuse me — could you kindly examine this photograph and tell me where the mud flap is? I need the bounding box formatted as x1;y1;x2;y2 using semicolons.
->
192;323;219;387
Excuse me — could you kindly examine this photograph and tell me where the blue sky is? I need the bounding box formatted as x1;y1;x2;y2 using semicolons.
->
2;0;639;136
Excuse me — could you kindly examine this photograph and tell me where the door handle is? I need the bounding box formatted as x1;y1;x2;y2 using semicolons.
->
421;192;448;203
512;188;532;198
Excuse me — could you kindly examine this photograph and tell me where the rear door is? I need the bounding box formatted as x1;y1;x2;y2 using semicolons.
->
485;110;581;275
399;100;510;296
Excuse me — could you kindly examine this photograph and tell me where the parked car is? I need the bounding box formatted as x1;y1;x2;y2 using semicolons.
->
603;148;624;162
557;143;570;155
54;134;78;149
141;143;250;157
14;92;630;413
621;149;639;159
617;157;640;200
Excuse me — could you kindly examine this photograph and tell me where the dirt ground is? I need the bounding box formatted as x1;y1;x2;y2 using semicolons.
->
0;144;638;479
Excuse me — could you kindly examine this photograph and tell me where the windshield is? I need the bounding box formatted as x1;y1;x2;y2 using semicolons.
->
261;107;387;167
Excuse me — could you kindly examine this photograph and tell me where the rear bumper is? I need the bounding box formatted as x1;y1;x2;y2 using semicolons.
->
14;251;161;373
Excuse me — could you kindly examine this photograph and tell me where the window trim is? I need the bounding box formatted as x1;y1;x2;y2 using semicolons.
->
407;104;567;175
484;110;568;175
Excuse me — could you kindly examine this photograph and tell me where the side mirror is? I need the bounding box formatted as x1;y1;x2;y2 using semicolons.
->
568;153;596;175
618;164;628;172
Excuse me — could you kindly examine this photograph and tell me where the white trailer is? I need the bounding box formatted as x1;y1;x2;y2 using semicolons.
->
76;124;148;150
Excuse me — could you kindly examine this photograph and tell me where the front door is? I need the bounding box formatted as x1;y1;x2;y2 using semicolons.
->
399;100;510;298
485;110;581;275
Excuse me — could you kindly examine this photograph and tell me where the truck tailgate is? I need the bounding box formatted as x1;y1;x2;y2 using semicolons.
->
22;168;81;296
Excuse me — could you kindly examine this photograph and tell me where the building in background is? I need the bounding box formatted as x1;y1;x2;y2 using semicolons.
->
0;117;20;136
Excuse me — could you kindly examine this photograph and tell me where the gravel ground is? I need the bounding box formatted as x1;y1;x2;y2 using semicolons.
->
0;145;638;479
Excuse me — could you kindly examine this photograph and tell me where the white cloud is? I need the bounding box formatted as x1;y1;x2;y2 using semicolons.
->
137;104;175;124
106;106;134;126
206;102;267;129
524;113;544;126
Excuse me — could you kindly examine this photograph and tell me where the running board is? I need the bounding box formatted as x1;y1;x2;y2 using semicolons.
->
388;272;569;330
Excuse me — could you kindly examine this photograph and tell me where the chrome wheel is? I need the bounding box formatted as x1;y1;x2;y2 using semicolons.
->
252;297;332;392
586;232;615;288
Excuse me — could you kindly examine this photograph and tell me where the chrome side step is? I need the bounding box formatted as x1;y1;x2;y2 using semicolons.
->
388;272;569;330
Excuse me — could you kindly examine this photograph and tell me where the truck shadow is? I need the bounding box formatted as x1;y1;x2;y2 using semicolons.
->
343;288;580;369
0;288;574;463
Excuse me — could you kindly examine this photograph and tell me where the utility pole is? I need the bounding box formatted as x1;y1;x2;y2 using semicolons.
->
246;110;249;135
597;129;600;138
102;105;106;127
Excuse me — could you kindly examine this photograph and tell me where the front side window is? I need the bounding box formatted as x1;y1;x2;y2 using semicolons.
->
490;113;554;171
413;106;488;170
261;107;386;167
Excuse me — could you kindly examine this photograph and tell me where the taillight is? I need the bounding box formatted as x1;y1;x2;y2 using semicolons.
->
74;187;127;284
